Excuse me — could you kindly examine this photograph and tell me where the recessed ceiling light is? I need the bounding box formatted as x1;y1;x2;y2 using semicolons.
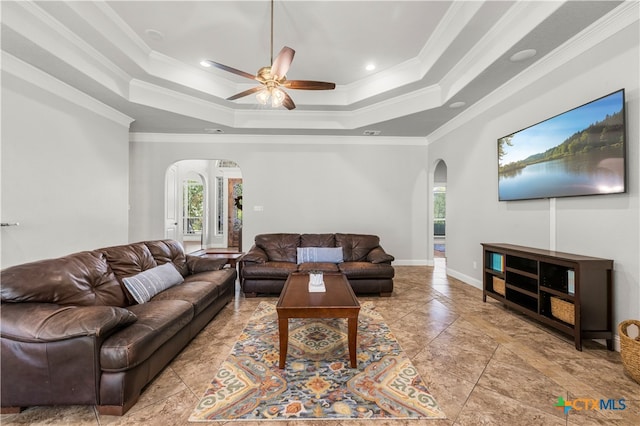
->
509;49;537;62
365;63;376;71
144;29;164;42
449;101;466;109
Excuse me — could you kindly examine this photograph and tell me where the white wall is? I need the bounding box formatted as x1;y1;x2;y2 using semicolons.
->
1;60;131;267
427;20;639;325
129;136;429;263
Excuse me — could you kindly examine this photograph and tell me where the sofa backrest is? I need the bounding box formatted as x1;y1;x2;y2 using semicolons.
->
1;251;129;307
335;234;380;262
300;233;335;247
143;240;189;276
255;233;300;262
98;242;158;285
251;233;382;263
1;240;190;308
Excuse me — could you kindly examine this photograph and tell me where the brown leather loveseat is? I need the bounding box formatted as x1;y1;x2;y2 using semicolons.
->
0;239;236;416
240;233;394;297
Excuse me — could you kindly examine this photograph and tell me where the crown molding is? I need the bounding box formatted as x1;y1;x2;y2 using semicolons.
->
427;0;639;144
415;0;484;76
2;0;131;97
129;132;427;146
2;52;133;127
439;0;563;100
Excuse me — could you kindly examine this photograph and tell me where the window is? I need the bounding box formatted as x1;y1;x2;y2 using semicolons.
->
434;185;446;236
216;176;224;235
183;180;203;235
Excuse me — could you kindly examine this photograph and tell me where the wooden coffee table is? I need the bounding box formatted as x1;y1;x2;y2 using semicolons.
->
276;272;360;369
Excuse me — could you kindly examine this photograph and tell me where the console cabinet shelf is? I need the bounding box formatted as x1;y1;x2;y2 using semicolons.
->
482;243;613;351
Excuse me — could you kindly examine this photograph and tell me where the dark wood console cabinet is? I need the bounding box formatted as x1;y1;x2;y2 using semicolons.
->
482;243;613;351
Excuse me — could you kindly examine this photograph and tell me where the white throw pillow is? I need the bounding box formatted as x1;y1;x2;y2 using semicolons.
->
122;262;184;304
297;247;343;264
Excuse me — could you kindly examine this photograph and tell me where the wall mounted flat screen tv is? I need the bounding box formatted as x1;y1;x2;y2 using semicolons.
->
498;89;626;201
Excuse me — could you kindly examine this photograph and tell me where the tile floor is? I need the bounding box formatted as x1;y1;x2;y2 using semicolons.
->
2;260;639;425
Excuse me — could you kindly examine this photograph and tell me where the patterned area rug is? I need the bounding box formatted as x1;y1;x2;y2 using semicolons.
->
189;302;445;422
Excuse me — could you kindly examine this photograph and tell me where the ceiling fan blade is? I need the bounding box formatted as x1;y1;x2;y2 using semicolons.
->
282;91;296;110
271;46;295;79
227;86;264;101
282;80;336;90
202;60;258;81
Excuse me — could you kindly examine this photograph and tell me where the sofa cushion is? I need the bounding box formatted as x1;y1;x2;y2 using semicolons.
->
100;300;193;371
242;261;298;279
240;246;268;264
255;233;300;262
297;262;340;273
335;234;381;262
122;263;185;304
0;303;137;342
152;269;236;316
367;246;395;264
297;247;343;264
186;256;228;273
300;233;335;247
0;251;129;307
338;262;395;279
100;242;158;283
144;240;189;276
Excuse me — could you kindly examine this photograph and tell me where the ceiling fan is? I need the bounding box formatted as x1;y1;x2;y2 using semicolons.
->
202;0;335;110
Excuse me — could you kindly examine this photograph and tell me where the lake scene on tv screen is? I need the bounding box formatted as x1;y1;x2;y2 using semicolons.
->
498;90;625;201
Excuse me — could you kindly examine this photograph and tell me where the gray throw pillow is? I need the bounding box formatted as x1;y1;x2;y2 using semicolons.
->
297;247;343;264
122;262;184;304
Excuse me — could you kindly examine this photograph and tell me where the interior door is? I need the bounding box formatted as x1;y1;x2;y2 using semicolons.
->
165;165;180;243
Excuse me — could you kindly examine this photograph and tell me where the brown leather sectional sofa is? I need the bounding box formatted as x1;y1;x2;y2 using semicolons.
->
240;233;395;297
0;240;236;416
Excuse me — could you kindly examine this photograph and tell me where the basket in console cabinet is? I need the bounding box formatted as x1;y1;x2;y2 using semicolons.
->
492;276;505;296
550;297;575;325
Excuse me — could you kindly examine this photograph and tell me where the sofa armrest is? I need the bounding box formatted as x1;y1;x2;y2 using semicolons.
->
0;303;137;342
240;245;268;264
186;255;229;274
367;246;395;264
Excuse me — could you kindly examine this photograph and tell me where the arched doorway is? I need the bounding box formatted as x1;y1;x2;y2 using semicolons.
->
433;160;447;258
165;159;242;253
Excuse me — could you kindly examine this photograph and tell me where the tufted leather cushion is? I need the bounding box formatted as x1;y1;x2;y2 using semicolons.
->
335;234;381;262
144;240;189;276
255;233;300;262
300;233;335;247
99;243;158;283
0;251;129;307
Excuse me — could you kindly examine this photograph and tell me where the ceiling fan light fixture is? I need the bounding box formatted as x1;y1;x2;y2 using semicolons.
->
256;89;270;105
206;0;334;110
271;88;285;108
